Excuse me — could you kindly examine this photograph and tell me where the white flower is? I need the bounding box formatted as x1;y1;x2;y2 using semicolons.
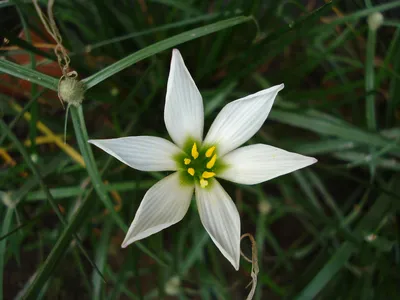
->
88;49;317;270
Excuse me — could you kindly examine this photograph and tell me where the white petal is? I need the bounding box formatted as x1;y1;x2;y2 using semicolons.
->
122;172;193;247
164;49;204;148
204;84;284;155
195;180;240;270
219;144;317;185
88;136;181;171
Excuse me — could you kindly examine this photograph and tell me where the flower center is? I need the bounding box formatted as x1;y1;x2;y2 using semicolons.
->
182;143;218;188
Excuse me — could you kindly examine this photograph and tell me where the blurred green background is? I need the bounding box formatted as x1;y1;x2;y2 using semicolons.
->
1;0;400;299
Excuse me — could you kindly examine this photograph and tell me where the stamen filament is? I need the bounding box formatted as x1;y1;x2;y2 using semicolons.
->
206;154;217;169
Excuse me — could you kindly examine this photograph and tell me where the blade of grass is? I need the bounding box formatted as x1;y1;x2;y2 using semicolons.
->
365;25;377;130
22;105;167;298
11;153;67;205
70;105;169;266
9;101;85;167
310;1;400;33
0;119;104;299
16;0;40;164
23;188;97;299
365;15;378;178
0;119;74;226
0;208;14;298
179;231;209;275
0;90;44;146
70;105;127;231
0;59;58;91
24;180;155;201
78;12;228;54
82;16;254;89
291;139;355;156
0;214;41;242
0;28;55;61
269;109;400;154
92;219;113;300
294;175;400;300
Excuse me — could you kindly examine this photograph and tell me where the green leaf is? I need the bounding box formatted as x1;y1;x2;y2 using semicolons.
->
24;180;155;201
269;109;400;154
0;90;44;146
92;220;113;299
23;190;97;299
294;175;400;300
0;28;55;61
365;27;377;130
0;119;102;299
70;106;168;266
179;231;209;275
0;59;58;91
0;208;14;297
70;106;127;231
82;16;254;89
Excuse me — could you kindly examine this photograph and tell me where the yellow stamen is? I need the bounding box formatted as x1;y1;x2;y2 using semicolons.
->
202;171;216;179
191;143;199;159
206;154;217;169
205;146;216;158
200;178;208;188
184;158;191;165
188;168;195;176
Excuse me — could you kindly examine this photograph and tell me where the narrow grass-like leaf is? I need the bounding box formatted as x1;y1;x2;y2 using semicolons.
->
0;119;103;299
23;190;96;299
0;59;58;91
0;214;41;242
82;16;253;89
0;28;55;61
179;231;209;275
0;208;14;298
294;175;400;300
0;119;70;225
269;109;400;154
70;105;169;267
0;91;44;147
11;154;66;205
291;139;355;155
365;27;377;130
105;265;140;300
92;219;113;300
24;180;155;201
79;12;225;53
309;1;400;33
70;106;127;231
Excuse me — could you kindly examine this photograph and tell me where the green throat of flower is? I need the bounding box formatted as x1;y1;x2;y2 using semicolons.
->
175;140;226;188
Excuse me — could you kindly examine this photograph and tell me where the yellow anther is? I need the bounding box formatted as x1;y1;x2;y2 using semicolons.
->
200;178;208;188
202;171;216;179
191;143;199;159
205;146;216;158
188;168;195;176
206;154;217;169
184;158;191;165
